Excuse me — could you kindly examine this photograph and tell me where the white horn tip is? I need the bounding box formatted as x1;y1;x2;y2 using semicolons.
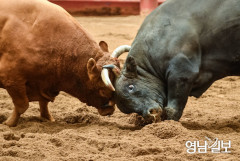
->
101;68;115;91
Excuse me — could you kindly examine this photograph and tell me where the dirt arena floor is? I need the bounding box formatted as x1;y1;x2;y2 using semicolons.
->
0;15;240;161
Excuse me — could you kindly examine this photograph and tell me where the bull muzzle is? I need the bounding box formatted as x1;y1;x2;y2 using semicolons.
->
143;107;163;123
101;45;131;91
98;100;115;116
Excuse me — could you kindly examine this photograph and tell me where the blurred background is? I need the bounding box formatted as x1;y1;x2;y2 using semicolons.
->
49;0;166;15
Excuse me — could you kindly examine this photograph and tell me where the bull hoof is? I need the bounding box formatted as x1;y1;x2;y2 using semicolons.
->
41;114;55;122
3;119;18;127
3;112;20;127
162;107;180;121
48;116;55;122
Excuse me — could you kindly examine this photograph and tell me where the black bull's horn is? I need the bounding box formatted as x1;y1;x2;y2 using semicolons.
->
101;45;131;91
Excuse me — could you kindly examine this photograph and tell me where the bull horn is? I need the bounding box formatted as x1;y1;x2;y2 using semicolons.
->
101;45;130;91
102;64;120;76
111;45;131;58
101;67;115;91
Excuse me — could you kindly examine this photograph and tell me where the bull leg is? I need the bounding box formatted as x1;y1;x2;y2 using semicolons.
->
4;85;29;127
163;53;199;121
39;100;55;122
164;77;193;120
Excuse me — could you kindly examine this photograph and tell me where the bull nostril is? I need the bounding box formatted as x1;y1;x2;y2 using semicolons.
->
145;108;162;123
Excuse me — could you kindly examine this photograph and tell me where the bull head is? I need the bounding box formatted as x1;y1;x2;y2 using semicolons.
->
101;45;131;91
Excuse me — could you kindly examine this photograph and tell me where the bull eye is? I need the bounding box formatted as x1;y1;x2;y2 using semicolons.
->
99;90;106;97
128;84;134;92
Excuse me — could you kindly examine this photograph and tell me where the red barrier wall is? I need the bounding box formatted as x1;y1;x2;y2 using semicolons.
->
140;0;158;15
49;0;165;15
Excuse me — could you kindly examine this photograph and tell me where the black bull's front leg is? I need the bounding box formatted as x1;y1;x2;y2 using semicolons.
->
163;53;200;121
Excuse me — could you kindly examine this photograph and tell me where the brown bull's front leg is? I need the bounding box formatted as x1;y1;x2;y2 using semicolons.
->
4;84;29;126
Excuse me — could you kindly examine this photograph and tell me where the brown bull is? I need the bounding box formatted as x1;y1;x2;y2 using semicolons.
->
0;0;128;126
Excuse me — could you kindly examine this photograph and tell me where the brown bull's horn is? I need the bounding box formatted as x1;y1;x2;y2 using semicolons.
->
101;45;130;91
111;45;131;58
101;64;121;91
102;64;120;76
101;67;115;91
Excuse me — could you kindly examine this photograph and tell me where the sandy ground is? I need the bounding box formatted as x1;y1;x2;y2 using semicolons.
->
0;15;240;161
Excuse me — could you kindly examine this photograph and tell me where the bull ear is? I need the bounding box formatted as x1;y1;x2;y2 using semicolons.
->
99;41;109;52
125;56;137;76
87;58;98;81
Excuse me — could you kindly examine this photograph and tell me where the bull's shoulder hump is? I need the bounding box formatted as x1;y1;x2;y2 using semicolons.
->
0;0;71;23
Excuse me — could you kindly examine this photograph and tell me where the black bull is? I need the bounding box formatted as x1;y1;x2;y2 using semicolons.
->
112;0;240;121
